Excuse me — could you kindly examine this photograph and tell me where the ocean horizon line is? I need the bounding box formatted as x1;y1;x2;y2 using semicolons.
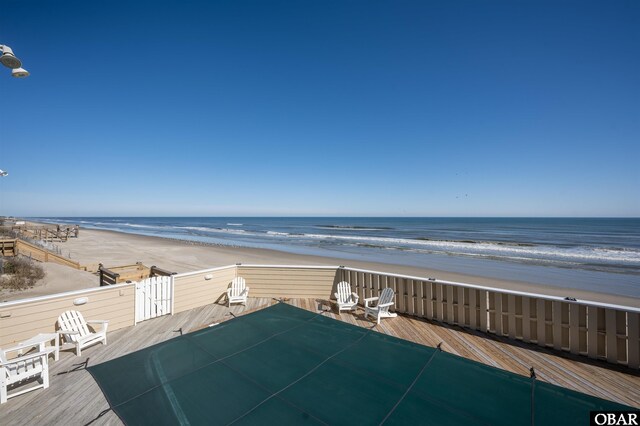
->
24;215;640;219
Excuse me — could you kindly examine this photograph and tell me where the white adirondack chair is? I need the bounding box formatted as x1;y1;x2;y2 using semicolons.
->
57;311;108;357
1;342;55;404
227;277;249;307
334;281;359;312
364;287;397;325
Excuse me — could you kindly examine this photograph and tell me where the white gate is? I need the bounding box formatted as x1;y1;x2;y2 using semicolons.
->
135;276;173;323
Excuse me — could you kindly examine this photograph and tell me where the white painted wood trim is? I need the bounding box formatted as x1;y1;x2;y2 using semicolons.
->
237;264;341;270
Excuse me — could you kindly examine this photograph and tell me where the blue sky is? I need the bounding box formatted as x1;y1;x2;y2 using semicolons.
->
0;1;638;217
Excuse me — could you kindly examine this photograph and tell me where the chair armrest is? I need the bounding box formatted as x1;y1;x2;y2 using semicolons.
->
240;287;249;296
4;340;42;353
0;348;55;366
352;293;359;302
226;288;232;296
87;320;109;332
58;329;81;335
334;292;339;300
363;296;379;307
378;302;394;308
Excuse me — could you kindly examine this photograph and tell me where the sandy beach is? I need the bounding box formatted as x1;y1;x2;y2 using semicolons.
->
2;226;638;307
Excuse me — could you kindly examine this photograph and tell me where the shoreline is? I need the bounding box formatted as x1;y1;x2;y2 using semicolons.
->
3;223;639;307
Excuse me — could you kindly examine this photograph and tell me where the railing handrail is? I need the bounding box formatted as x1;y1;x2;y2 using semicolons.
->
237;264;341;269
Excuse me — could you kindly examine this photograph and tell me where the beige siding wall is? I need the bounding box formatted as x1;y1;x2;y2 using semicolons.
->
173;266;237;313
237;266;339;299
0;284;135;347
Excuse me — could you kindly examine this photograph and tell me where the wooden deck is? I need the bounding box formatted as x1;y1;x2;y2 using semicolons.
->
1;298;638;425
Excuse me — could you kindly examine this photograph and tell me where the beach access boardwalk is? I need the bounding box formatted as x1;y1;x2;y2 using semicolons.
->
0;297;638;425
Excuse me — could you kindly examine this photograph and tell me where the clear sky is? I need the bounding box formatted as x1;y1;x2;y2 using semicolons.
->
0;1;638;217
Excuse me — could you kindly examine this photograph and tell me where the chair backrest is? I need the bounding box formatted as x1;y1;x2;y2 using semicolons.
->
335;281;354;303
229;277;246;297
378;288;395;312
58;310;91;343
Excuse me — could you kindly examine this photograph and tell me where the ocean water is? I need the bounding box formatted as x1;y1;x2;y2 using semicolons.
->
34;217;640;298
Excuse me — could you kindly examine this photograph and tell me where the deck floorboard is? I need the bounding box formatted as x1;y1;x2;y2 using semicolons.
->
1;298;638;425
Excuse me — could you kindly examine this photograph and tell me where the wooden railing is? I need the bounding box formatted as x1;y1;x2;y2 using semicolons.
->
0;239;16;257
1;263;638;369
99;262;176;286
13;224;79;242
14;239;82;270
338;266;640;369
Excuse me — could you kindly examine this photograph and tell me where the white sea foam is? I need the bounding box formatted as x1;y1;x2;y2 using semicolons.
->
181;226;247;235
32;218;640;267
314;226;390;231
264;232;640;264
121;223;158;229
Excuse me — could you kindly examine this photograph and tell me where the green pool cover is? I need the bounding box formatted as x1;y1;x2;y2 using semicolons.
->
88;302;631;425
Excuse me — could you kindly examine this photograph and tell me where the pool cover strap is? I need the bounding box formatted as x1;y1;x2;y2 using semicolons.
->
87;302;632;426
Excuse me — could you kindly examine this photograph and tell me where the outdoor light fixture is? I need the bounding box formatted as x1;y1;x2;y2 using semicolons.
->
11;67;29;78
0;44;29;78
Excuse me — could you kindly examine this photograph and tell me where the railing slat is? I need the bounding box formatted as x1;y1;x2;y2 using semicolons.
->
537;299;546;347
435;283;444;322
629;312;640;369
587;306;598;359
569;303;580;355
479;290;488;332
494;293;503;336
425;281;434;319
457;286;465;327
522;296;531;342
469;289;477;330
446;285;454;324
508;294;516;339
606;309;617;363
553;301;562;350
417;280;424;317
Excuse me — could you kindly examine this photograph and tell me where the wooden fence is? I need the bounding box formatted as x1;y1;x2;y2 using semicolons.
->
338;266;640;369
1;264;638;369
13;224;79;242
3;239;83;270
